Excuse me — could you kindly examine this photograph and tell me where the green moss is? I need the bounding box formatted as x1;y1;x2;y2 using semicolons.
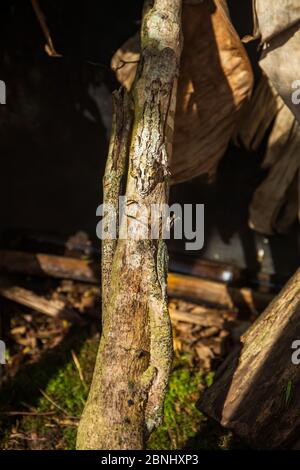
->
205;370;215;388
38;364;86;417
148;361;204;450
146;359;244;451
0;332;99;450
0;332;245;450
62;427;77;450
35;335;99;448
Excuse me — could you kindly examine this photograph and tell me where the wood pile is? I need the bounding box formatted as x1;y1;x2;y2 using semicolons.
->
0;230;275;378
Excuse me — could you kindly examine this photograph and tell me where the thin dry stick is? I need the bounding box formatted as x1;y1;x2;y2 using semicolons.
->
0;411;55;416
30;0;62;57
39;389;72;417
10;433;47;442
71;350;86;388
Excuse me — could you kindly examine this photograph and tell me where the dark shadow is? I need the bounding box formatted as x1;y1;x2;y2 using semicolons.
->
185;346;247;450
0;0;143;239
0;322;98;432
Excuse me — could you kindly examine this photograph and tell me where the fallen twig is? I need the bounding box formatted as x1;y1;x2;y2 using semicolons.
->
71;349;86;388
0;410;55;416
39;389;75;418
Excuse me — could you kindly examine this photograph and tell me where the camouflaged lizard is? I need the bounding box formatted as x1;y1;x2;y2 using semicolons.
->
140;239;172;433
130;77;171;198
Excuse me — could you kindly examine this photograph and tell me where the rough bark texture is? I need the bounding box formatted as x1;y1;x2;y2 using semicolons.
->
198;268;300;449
76;0;183;450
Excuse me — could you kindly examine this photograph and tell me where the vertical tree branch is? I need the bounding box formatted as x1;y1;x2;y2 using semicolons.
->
101;89;132;310
77;0;183;450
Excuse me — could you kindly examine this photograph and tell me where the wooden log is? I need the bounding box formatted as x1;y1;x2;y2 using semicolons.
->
3;235;241;284
0;250;273;314
0;281;83;324
0;278;233;329
0;242;244;285
3;231;286;291
169;251;241;284
169;251;286;291
0;250;98;283
4;244;239;285
6;232;241;284
168;273;273;315
198;268;300;449
169;298;236;327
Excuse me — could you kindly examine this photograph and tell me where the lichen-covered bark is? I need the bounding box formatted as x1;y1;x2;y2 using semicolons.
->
101;89;132;311
76;0;182;450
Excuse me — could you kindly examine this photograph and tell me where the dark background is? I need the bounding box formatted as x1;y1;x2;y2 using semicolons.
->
0;0;299;278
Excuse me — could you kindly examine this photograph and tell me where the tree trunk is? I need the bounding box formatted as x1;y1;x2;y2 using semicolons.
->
76;0;183;450
198;268;300;449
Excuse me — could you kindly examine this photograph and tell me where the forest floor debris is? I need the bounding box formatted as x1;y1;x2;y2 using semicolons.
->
0;275;250;449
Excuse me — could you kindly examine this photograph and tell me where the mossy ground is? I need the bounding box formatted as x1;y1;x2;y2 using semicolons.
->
0;329;244;450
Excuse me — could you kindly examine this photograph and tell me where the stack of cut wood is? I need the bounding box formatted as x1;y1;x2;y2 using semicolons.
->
0;231;275;373
170;298;239;370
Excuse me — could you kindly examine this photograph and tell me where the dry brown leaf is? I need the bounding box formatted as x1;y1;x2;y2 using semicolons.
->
254;1;300;121
112;0;253;183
